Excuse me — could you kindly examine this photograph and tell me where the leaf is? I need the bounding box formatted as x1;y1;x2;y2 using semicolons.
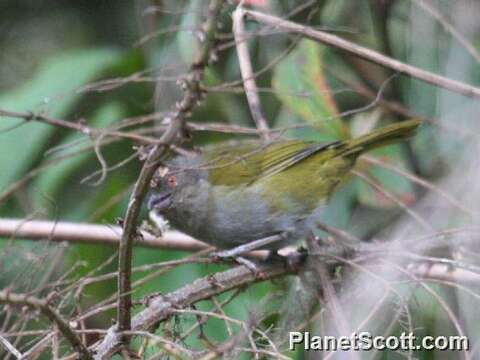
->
0;48;121;193
316;181;357;237
356;144;416;209
411;123;440;174
272;39;348;140
176;1;202;62
274;106;322;142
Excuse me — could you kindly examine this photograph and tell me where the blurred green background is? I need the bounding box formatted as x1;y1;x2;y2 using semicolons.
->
1;0;479;359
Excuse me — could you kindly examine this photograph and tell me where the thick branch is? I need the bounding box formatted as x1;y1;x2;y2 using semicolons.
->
93;255;303;359
244;9;480;99
115;0;225;342
0;218;205;250
91;245;480;359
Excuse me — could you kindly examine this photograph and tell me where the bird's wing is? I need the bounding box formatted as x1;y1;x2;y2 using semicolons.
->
205;140;337;186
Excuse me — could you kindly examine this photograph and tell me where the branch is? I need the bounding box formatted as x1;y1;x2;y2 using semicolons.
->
352;169;433;232
0;108;159;145
232;5;270;140
305;236;361;360
0;334;22;359
93;254;304;359
0;218;206;251
0;290;92;360
115;0;225;344
3;218;480;285
411;0;480;64
244;9;480;99
89;244;480;359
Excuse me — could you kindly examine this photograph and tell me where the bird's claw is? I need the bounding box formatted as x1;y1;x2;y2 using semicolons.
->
210;252;265;279
210;249;235;260
266;249;307;273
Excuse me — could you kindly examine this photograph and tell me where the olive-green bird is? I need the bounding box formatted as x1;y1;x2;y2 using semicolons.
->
148;119;421;251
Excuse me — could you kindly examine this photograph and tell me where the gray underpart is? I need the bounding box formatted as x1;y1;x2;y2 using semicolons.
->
156;156;325;250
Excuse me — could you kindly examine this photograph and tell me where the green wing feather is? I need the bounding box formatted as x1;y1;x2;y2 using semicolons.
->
205;140;332;186
205;119;421;187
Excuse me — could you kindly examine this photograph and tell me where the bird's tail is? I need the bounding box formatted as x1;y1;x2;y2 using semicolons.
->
339;119;421;156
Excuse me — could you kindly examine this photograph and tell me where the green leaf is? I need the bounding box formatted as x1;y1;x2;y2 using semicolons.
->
274;106;330;142
318;180;357;228
356;145;416;209
176;1;201;62
0;48;121;192
272;39;348;140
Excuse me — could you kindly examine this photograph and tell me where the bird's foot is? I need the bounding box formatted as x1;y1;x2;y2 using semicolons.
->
265;249;307;272
234;256;266;279
211;246;250;259
211;252;265;279
212;234;285;259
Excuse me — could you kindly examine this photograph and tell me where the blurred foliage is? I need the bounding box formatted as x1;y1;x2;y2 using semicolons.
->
0;0;479;359
273;39;347;140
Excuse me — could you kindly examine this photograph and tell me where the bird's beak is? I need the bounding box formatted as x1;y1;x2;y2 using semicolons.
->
147;192;173;211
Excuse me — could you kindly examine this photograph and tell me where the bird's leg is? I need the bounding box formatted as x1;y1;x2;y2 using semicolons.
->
231;256;262;276
211;233;287;278
210;253;264;278
212;233;286;259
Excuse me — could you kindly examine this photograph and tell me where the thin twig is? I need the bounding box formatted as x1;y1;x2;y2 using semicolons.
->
244;9;480;98
93;254;304;359
386;260;471;360
0;334;22;359
362;155;476;217
352;169;434;232
19;333;54;360
306;236;361;360
0;291;92;360
0;109;159;145
327;67;476;139
233;5;270;140
316;222;361;246
411;0;480;63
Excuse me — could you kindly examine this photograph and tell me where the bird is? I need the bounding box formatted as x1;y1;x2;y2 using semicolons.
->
148;119;421;253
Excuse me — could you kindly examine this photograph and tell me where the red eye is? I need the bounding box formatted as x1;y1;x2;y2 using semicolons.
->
167;175;177;188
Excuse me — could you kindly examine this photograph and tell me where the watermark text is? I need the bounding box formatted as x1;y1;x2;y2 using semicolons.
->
289;331;469;351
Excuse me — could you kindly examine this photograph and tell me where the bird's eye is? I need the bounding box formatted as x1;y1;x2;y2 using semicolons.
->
167;175;177;188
